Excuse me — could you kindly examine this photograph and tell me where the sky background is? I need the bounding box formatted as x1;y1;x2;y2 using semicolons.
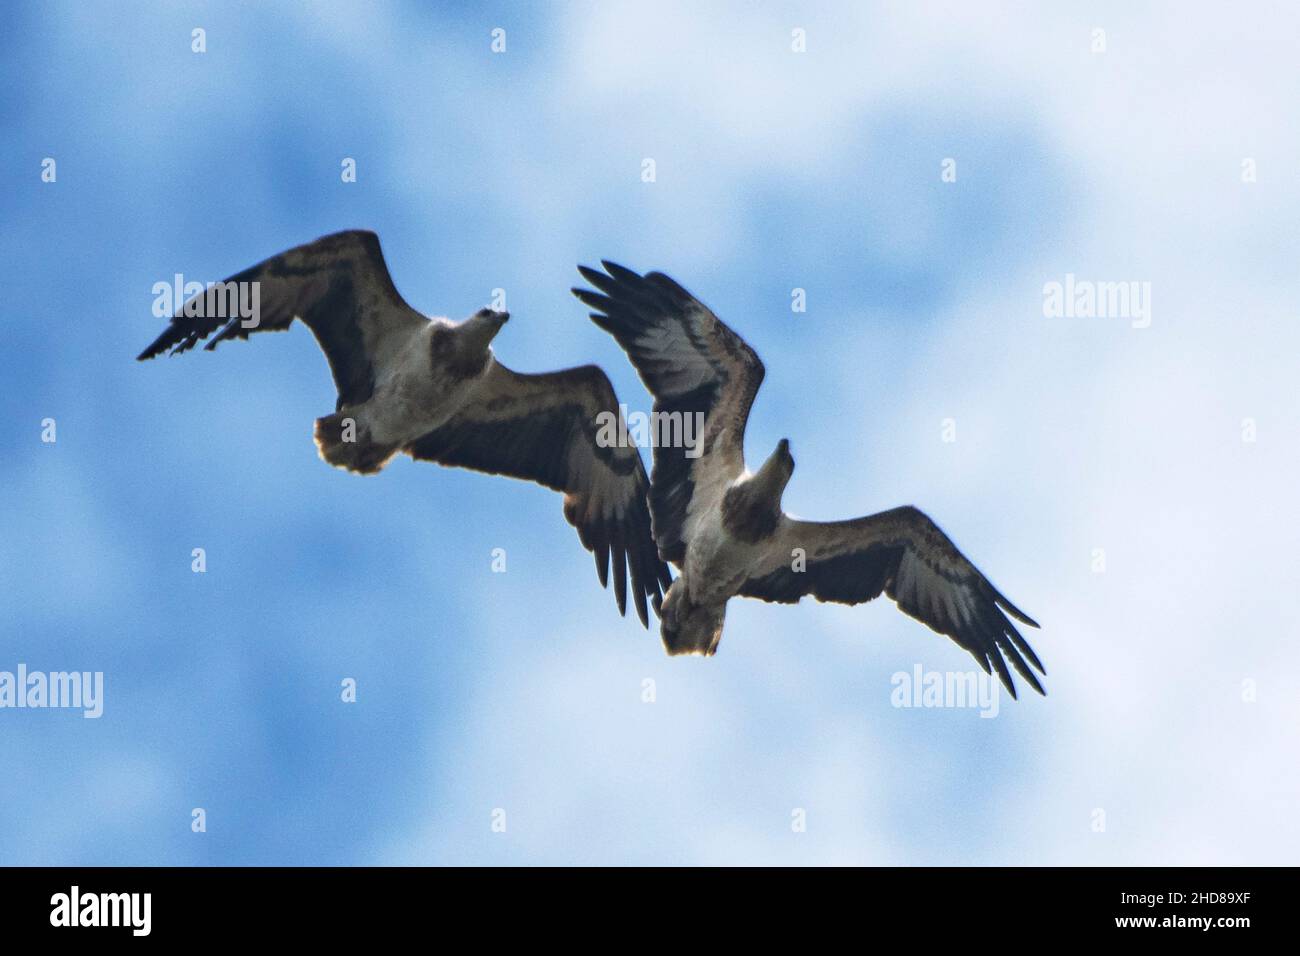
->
1;1;1297;865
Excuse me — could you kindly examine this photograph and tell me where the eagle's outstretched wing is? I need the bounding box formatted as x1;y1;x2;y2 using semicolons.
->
137;230;426;408
573;263;764;565
406;361;672;627
740;506;1045;697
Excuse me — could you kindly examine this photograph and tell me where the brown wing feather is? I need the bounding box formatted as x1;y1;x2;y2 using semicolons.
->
137;230;426;408
741;506;1045;697
406;362;672;627
573;263;764;565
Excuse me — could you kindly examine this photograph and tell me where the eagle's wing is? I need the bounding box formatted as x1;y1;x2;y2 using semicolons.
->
572;263;764;565
405;361;673;627
740;506;1045;697
137;230;427;408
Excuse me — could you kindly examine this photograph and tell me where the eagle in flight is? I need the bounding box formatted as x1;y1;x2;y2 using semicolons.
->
138;231;671;626
574;262;1046;696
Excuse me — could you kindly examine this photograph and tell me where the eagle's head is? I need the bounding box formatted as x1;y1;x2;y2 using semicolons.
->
434;308;509;375
761;438;795;486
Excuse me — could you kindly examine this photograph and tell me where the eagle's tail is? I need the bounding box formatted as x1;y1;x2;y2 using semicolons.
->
660;581;727;656
313;411;397;475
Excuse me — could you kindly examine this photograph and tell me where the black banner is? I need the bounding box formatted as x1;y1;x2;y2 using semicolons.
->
0;866;1284;942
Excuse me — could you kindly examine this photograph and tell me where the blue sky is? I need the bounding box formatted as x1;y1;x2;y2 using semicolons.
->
1;1;1297;865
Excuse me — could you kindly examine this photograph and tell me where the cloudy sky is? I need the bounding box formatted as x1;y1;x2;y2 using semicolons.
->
1;1;1297;865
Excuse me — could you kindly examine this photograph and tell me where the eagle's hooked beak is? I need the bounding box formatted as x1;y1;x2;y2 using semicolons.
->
769;438;794;473
755;438;795;499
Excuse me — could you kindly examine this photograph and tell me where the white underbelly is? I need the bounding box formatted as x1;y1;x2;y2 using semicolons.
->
684;511;751;603
367;375;463;444
361;329;470;445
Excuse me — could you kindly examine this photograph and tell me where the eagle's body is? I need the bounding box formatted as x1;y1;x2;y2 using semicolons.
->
340;320;454;450
575;262;1047;696
313;316;504;474
680;478;768;605
140;231;671;625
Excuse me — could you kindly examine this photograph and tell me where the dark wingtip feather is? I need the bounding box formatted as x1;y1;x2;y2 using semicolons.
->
138;329;179;362
571;288;610;310
633;583;650;628
630;545;654;629
1008;657;1046;697
991;586;1039;629
611;537;629;616
998;634;1045;697
987;646;1017;699
600;260;641;284
576;264;604;283
1004;620;1046;675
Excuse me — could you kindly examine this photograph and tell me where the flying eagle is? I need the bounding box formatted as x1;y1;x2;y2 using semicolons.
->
138;230;671;626
573;262;1046;696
